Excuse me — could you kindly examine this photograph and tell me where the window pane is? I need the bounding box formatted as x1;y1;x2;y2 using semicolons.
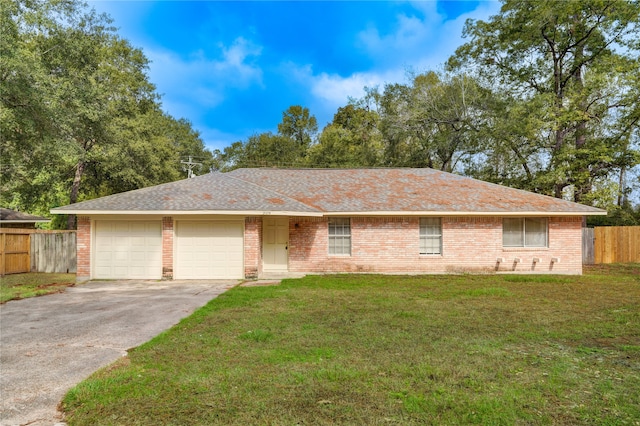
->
525;218;547;247
420;218;442;254
420;236;441;254
329;218;350;255
420;218;441;236
503;218;524;247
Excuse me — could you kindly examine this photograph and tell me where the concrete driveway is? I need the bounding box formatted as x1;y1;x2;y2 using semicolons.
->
0;280;237;426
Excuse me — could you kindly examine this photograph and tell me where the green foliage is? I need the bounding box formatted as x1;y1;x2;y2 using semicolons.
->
370;71;489;171
449;0;640;205
308;105;383;167
0;0;213;228
277;105;318;150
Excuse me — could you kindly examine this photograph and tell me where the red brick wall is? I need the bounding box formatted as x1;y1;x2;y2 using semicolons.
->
76;216;91;282
286;216;583;275
162;217;174;279
244;217;262;278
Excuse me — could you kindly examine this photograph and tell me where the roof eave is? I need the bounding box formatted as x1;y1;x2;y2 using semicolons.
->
321;211;607;217
49;209;323;217
51;209;606;217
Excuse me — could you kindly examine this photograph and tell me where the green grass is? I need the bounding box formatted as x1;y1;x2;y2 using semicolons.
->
62;265;640;425
0;272;76;303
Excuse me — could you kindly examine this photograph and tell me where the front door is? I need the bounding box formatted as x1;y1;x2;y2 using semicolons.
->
263;217;288;271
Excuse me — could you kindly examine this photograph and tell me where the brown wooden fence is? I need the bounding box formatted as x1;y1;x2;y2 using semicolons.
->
0;228;76;275
593;226;640;264
0;232;31;275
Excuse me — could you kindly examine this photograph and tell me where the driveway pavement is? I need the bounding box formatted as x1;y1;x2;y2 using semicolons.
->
0;280;237;426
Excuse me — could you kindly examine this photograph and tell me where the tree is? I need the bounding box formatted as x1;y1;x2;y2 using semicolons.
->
277;105;318;151
309;105;382;167
1;0;214;228
218;132;302;169
449;0;640;204
361;71;487;171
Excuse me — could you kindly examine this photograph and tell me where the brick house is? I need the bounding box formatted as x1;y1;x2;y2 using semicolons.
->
51;168;605;281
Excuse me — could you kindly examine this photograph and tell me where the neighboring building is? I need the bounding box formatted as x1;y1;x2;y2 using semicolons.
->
51;168;606;281
0;208;50;229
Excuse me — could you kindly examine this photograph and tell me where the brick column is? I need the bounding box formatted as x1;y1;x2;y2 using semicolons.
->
76;216;91;282
162;217;174;279
244;217;262;279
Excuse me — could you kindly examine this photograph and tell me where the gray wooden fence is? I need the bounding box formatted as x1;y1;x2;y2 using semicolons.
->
582;228;595;265
31;231;76;273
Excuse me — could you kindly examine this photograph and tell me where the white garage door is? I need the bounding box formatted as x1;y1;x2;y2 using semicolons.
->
175;221;244;279
94;221;162;279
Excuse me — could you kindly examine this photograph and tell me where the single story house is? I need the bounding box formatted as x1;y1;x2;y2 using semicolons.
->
51;168;606;281
0;208;50;229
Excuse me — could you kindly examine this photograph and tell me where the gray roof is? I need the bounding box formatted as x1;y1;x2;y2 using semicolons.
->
0;208;50;223
52;172;318;214
52;168;606;216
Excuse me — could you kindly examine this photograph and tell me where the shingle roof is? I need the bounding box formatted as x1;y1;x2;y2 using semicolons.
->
51;172;320;214
52;168;606;216
0;208;50;223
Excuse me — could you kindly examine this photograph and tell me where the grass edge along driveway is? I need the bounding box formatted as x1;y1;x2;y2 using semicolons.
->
63;265;640;425
0;273;76;303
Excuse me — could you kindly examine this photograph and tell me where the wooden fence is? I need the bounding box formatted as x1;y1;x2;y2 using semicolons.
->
0;232;31;275
0;228;76;275
582;228;595;265
593;226;640;264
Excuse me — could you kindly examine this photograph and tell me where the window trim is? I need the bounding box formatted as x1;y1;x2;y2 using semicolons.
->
328;217;351;256
420;217;442;255
502;217;548;248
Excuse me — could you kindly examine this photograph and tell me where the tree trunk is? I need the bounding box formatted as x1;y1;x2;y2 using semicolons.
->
573;37;588;204
67;159;85;230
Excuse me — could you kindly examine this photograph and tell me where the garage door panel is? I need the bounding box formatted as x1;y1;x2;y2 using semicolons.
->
176;221;244;279
94;221;162;279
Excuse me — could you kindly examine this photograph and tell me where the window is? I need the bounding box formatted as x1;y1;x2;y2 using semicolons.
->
420;218;442;255
328;218;351;255
503;218;548;247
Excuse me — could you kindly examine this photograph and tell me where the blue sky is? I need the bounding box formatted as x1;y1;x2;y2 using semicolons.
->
89;1;501;152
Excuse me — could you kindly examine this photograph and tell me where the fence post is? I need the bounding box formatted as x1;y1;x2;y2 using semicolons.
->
1;232;5;276
582;228;594;265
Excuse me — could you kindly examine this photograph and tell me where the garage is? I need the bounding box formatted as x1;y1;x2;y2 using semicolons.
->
175;221;244;279
94;221;162;279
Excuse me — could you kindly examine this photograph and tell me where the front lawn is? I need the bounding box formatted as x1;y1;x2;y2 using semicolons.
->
0;272;76;303
63;266;640;425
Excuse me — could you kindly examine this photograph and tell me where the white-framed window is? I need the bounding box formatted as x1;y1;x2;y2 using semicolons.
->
503;218;548;247
420;218;442;255
328;218;351;255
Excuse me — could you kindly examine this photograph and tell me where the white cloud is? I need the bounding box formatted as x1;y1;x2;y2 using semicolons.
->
280;1;502;131
304;2;501;107
213;37;263;87
146;37;263;112
358;2;442;59
357;1;500;72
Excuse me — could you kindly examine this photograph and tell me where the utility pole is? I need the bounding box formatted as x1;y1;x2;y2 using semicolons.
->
181;156;202;179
